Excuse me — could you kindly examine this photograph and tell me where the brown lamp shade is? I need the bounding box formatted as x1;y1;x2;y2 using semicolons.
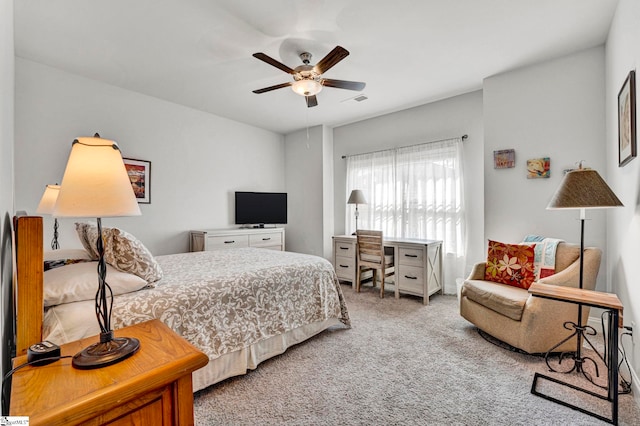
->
547;168;623;210
347;189;367;205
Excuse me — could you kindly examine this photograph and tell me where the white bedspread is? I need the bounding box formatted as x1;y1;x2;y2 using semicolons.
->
44;248;350;363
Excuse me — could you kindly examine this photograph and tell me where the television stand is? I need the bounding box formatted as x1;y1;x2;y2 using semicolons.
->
190;228;285;252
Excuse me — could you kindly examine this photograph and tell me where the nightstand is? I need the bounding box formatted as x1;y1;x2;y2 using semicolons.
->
10;319;209;425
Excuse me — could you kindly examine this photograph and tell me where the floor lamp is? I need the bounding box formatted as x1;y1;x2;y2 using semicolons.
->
546;164;622;375
347;189;367;234
36;184;61;249
53;135;142;369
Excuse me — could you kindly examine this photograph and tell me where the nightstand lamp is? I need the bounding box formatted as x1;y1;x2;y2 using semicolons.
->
36;184;61;249
53;134;141;369
347;189;367;234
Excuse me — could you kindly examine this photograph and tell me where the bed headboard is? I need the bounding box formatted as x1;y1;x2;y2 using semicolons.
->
12;215;43;356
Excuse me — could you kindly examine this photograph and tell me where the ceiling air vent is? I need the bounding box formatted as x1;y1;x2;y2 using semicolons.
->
341;94;368;103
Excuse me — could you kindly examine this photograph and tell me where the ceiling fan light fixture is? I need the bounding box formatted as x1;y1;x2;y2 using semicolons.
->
292;79;323;96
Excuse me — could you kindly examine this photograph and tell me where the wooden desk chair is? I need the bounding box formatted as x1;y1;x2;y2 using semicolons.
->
356;230;394;298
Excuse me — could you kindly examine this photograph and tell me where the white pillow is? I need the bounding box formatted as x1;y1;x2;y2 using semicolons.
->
44;261;148;307
44;248;92;261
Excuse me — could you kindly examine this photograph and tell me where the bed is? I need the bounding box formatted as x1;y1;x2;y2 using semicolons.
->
12;215;350;392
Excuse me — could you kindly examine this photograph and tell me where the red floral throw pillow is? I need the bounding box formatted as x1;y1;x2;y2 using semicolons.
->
485;240;537;289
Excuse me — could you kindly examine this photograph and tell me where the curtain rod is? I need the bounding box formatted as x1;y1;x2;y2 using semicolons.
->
341;134;468;159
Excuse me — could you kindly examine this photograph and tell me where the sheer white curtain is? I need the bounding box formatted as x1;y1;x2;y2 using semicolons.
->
345;138;466;294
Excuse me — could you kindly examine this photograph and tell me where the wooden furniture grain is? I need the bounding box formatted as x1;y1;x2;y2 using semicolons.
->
13;215;43;356
333;234;443;304
190;227;285;252
355;230;394;298
529;282;623;425
10;319;208;425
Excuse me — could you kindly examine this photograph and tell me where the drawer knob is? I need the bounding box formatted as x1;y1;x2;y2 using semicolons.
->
224;240;235;244
404;275;418;280
262;237;271;241
340;246;349;250
404;254;418;258
339;264;350;268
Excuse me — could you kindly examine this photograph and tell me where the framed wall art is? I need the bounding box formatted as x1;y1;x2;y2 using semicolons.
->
618;70;636;167
123;158;151;204
494;149;515;169
526;157;550;179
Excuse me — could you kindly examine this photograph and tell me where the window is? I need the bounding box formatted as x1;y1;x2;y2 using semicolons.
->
346;138;466;291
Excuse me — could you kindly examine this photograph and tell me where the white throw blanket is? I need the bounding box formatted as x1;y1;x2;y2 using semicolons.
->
522;235;563;280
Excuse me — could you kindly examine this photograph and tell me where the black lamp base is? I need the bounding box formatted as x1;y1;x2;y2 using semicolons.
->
72;332;140;370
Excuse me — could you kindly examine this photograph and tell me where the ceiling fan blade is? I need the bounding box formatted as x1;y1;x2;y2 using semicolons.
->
253;53;295;74
321;79;366;91
314;46;349;74
306;95;318;108
252;82;292;94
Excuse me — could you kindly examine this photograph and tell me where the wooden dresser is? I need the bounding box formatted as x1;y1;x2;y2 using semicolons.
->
10;320;208;425
190;227;285;252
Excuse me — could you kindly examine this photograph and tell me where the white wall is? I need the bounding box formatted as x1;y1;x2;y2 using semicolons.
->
605;0;640;402
284;125;334;258
14;59;285;255
0;0;14;413
483;47;608;291
332;90;485;279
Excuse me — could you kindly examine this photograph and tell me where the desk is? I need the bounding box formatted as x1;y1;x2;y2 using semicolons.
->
332;235;443;304
529;282;623;425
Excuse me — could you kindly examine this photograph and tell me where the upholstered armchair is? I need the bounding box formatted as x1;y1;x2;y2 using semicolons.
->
459;243;601;354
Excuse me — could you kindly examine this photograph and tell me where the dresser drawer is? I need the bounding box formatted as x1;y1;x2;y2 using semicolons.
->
206;234;249;249
250;232;283;247
398;247;424;266
335;256;355;280
397;265;424;294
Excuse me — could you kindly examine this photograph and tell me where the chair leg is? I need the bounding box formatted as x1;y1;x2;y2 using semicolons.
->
380;270;385;298
372;269;377;288
356;267;361;292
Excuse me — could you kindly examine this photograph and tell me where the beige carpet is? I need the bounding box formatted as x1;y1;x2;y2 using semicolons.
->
193;283;639;425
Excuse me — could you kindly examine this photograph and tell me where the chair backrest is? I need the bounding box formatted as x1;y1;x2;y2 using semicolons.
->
356;230;384;266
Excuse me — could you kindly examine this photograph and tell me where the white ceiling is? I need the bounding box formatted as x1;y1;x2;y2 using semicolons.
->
14;0;618;135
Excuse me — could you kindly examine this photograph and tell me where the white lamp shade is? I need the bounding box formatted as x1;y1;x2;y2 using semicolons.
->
347;189;367;205
36;184;61;215
53;137;141;218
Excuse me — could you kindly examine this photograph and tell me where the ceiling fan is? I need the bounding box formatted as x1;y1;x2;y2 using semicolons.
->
252;46;366;108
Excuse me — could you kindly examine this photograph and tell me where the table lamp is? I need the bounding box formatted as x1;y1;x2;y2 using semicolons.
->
546;163;622;375
36;184;61;249
347;189;367;234
53;134;142;369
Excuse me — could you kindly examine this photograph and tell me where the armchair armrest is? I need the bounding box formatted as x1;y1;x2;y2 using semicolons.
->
467;262;486;280
538;247;601;290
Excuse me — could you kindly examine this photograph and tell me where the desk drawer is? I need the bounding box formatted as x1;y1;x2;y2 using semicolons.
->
206;235;249;249
334;241;355;257
335;256;355;280
399;247;424;266
397;265;424;294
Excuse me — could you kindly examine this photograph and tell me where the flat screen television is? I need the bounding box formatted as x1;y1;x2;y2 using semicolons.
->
235;191;287;226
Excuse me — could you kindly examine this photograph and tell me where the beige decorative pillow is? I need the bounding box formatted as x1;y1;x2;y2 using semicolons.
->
75;223;163;283
103;228;163;283
75;222;99;260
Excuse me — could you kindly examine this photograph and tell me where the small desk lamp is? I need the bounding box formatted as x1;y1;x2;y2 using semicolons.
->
53;135;142;369
546;163;622;375
347;189;367;234
36;184;61;249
